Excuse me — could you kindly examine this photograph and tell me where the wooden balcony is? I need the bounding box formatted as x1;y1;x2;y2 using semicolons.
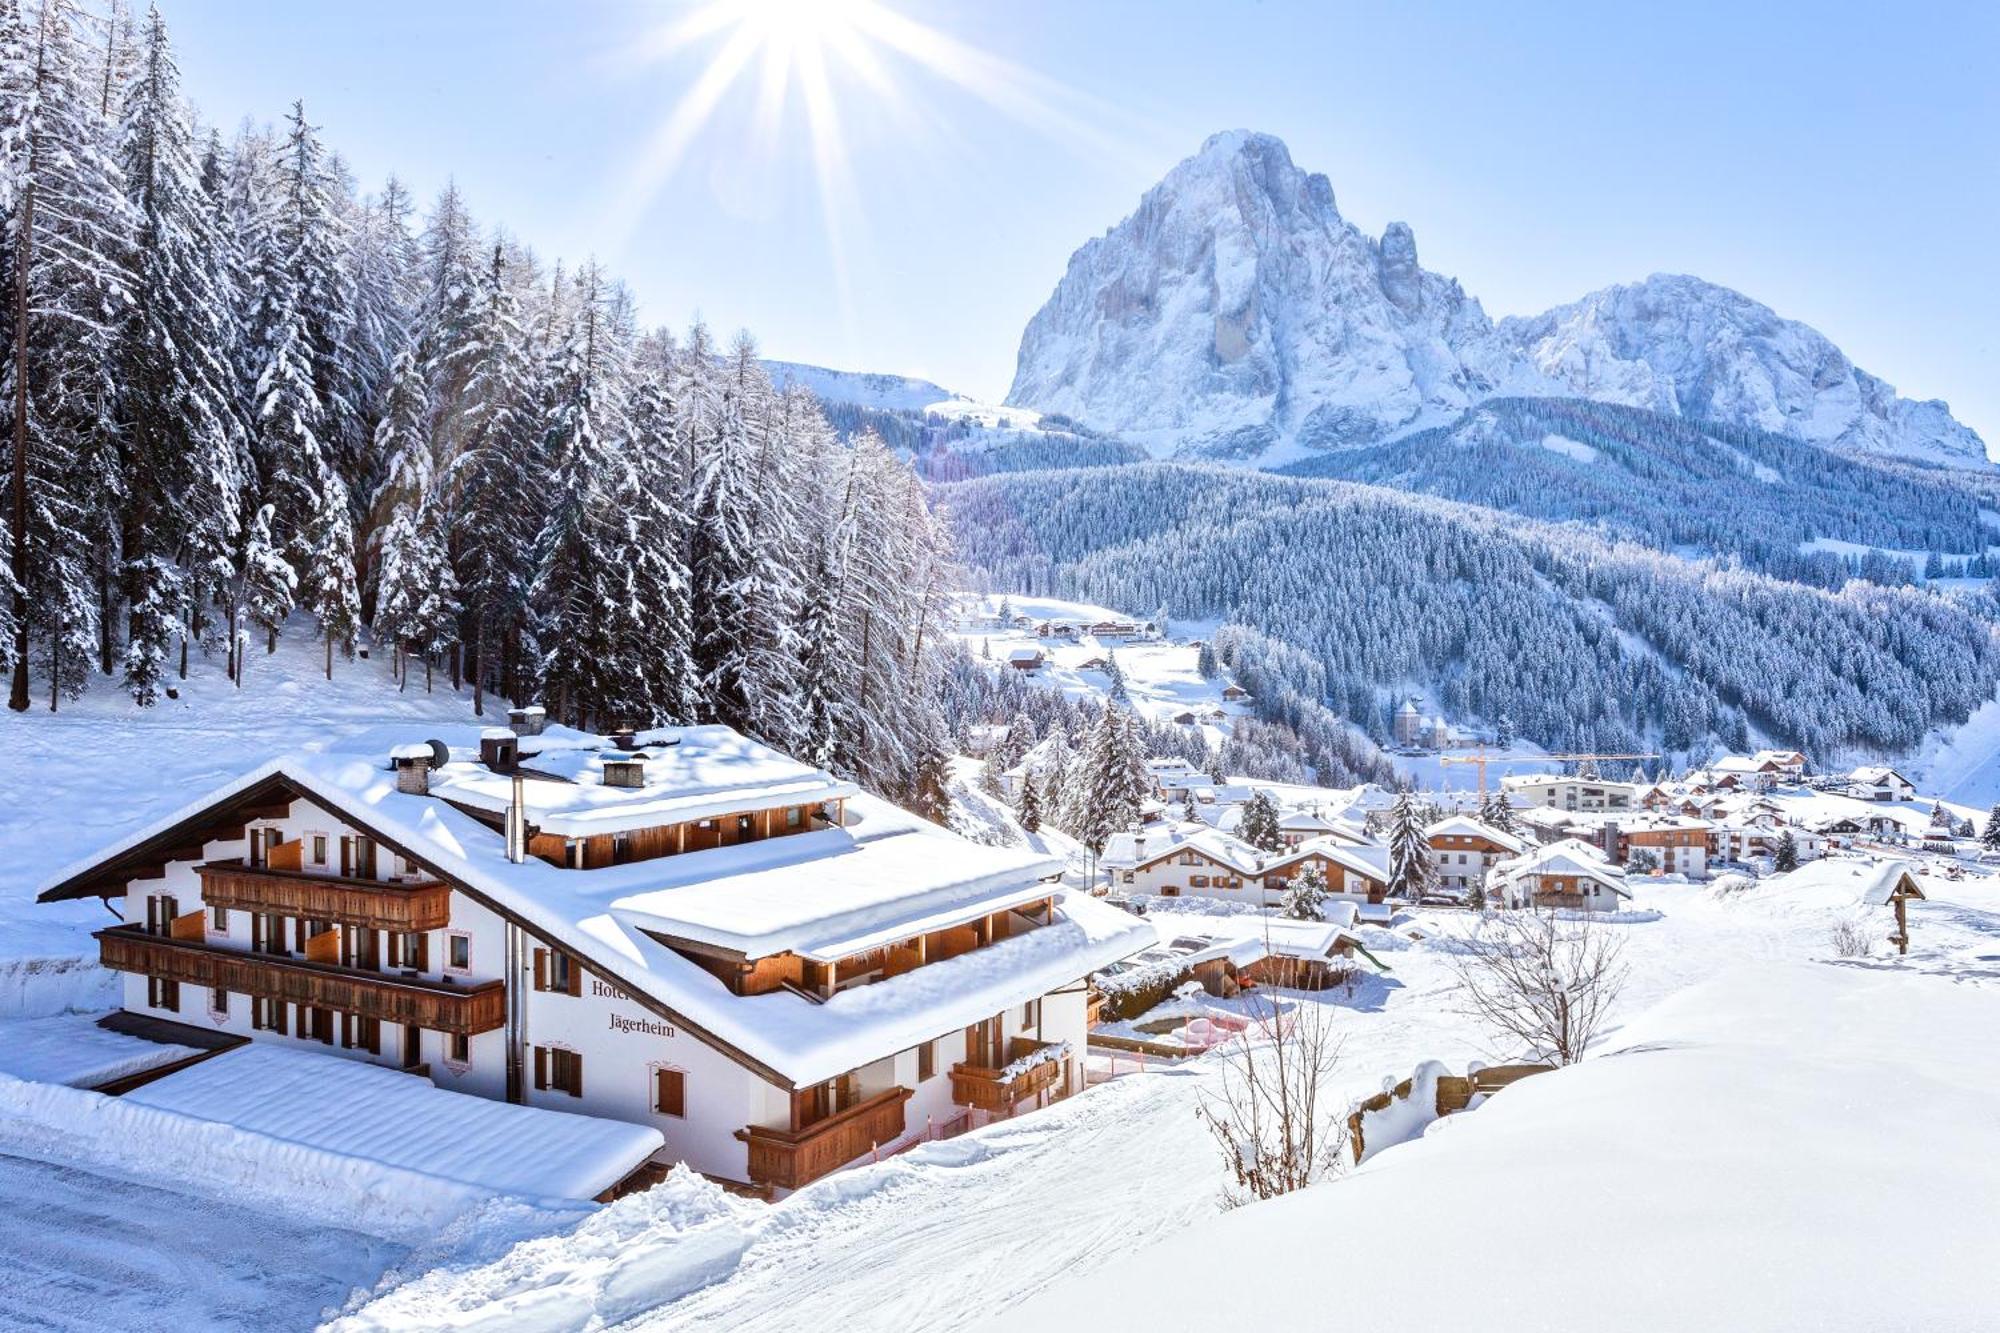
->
737;1086;912;1191
197;859;451;933
98;925;504;1034
950;1038;1066;1114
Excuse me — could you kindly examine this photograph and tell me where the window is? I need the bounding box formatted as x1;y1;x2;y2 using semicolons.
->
535;947;581;995
654;1067;685;1117
388;931;429;972
253;997;287;1034
535;1046;583;1097
917;1040;937;1082
736;814;754;837
308;1007;334;1045
1190;874;1210;887
253;913;288;956
148;976;180;1012
145;894;179;936
448;1031;470;1064
447;933;471;971
210;905;228;933
786;806;803;830
612;832;632;865
342;1013;381;1055
1020;998;1039;1029
210;987;229;1015
310;834;328;865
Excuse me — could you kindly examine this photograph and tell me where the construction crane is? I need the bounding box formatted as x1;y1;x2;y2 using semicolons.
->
1437;748;1663;799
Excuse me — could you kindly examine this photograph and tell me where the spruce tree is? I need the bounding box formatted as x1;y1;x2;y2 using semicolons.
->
1239;788;1284;852
1281;861;1328;921
300;470;359;679
1387;791;1437;901
237;504;294;680
1016;774;1043;833
1773;828;1799;873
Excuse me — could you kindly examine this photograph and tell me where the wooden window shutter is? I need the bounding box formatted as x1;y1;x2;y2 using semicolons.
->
533;948;548;992
533;1046;548;1091
569;1051;583;1098
656;1068;684;1117
566;957;582;997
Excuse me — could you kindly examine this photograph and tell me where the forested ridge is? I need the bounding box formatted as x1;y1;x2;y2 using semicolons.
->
1278;397;1998;587
939;464;2000;763
0;1;955;811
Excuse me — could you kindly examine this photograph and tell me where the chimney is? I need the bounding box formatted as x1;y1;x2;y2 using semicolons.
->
506;771;528;864
480;727;519;771
507;704;547;738
611;729;639;752
601;751;647;789
390;744;434;796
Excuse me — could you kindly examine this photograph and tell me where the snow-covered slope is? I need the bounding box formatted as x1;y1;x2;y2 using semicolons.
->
1006;131;1988;468
1503;275;1988;466
763;360;961;413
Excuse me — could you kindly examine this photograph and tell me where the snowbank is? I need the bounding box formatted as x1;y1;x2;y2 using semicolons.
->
0;1012;196;1087
1000;962;2000;1331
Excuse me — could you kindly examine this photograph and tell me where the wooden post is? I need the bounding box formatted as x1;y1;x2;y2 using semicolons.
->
1894;892;1911;956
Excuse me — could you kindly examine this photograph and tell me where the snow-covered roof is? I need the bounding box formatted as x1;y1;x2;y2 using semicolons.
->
43;723;1154;1088
1496;838;1629;895
425;725;857;838
1848;765;1912;786
1423;815;1525;855
128;1044;661;1201
1007;647;1044;663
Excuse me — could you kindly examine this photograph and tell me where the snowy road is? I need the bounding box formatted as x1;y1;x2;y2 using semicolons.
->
0;1150;400;1332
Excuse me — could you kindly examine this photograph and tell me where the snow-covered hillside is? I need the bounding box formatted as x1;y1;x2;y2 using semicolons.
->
0;625;479;1011
1005;130;1989;468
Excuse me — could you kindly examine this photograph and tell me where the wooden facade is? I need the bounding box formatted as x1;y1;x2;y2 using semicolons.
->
949;1037;1065;1113
98;924;506;1035
196;860;451;933
737;1085;912;1190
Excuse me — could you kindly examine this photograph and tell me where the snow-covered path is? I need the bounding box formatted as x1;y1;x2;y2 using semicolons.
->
0;1150;399;1331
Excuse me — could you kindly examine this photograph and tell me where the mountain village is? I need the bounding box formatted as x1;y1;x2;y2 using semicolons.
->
1;3;1996;1329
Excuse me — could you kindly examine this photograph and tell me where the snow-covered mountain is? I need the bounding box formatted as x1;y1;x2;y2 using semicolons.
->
1005;131;1988;468
763;359;962;413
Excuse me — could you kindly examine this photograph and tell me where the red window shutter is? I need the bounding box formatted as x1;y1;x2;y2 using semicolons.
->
566;959;582;997
533;948;548;992
657;1068;684;1116
533;1046;548;1091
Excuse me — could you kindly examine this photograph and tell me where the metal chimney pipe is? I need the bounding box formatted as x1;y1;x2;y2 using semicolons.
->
506;771;527;864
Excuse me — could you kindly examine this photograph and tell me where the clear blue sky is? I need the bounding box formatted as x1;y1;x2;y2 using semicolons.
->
165;0;1999;449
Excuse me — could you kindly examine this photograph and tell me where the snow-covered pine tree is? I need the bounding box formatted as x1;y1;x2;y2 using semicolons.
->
448;242;539;712
1386;791;1437;901
1773;828;1799;873
266;102;361;482
344;174;418;491
1984;804;2000;853
3;0;134;710
1102;649;1129;703
1065;704;1148;854
529;262;626;728
236;503;294;684
114;3;242;704
1016;770;1043;833
1239;788;1284;852
618;360;698;725
1281;860;1328;921
1196;641;1218;679
300;469;359;678
1479;791;1520;834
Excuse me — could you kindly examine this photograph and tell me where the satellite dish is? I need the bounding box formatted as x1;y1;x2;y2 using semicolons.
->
426;738;451;769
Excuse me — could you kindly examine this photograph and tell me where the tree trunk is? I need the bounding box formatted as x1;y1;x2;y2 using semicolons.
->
8;117;37;713
324;633;333;680
449;641;461;691
471;609;485;716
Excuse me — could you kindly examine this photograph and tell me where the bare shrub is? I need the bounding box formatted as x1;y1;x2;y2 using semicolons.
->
1829;916;1873;959
1447;908;1627;1066
1195;993;1347;1205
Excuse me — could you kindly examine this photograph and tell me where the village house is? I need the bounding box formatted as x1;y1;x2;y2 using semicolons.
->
1099;825;1391;914
1220;683;1251;702
1710;821;1825;866
1848;766;1916;803
39;721;1152;1197
1501;774;1641;813
1006;647;1046;673
1599;814;1713;878
1493;839;1632;911
1423;816;1526;893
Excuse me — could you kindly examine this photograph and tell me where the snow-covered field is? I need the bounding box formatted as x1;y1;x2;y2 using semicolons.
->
3;622;1997;1331
330;865;2000;1331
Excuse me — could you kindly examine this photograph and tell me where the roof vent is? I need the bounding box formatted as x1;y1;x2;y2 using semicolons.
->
507;704;547;738
480;727;519;772
602;752;647;789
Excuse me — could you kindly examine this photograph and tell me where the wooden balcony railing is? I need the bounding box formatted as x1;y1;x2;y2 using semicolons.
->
950;1038;1066;1114
98;925;504;1034
736;1086;912;1191
197;859;451;932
